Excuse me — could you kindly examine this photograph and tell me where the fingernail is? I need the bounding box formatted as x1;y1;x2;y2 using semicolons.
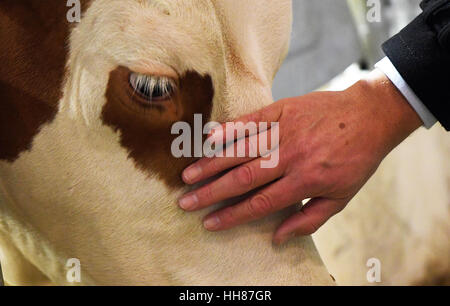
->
183;165;202;183
178;193;199;210
203;216;221;231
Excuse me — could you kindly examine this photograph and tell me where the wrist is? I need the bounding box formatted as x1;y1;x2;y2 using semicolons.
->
347;69;422;155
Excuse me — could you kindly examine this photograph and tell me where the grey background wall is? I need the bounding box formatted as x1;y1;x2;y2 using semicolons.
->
272;0;422;100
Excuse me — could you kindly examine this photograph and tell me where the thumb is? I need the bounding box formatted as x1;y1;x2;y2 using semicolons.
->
273;197;347;245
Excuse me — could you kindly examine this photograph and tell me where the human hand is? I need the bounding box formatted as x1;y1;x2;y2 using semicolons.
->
179;70;422;245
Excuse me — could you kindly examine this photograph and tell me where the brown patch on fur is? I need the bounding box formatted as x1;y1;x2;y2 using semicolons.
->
0;0;92;162
102;67;214;188
0;82;57;161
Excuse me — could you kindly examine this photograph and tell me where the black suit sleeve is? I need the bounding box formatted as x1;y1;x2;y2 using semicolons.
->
382;0;450;130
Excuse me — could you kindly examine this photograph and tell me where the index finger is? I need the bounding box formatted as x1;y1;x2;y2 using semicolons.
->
207;101;283;145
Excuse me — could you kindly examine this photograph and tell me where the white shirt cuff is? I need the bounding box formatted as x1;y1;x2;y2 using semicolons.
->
375;57;437;129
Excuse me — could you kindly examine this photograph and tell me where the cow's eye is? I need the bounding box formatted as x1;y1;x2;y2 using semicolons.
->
129;72;175;102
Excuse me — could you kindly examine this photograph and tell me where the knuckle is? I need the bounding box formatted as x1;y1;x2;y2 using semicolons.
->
247;194;273;217
248;110;268;126
301;170;322;191
297;210;319;235
220;207;236;225
258;112;268;124
200;185;215;202
307;175;321;190
235;138;246;157
294;140;309;159
249;111;263;123
246;137;258;157
305;222;319;235
207;158;221;174
234;165;254;188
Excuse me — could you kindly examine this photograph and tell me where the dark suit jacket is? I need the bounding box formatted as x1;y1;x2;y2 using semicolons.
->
383;0;450;130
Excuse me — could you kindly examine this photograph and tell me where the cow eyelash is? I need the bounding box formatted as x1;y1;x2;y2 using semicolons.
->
129;72;176;102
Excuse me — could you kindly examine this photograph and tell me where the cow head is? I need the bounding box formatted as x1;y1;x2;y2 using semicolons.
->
0;1;331;286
